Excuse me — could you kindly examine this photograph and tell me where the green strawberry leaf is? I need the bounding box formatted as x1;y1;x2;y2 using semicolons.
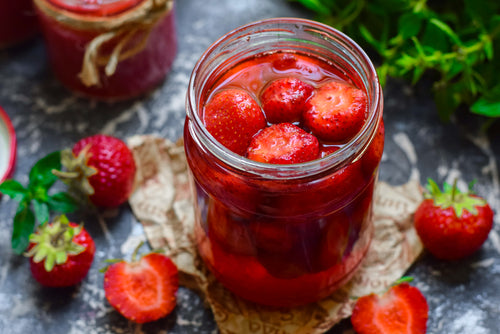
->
12;200;36;254
0;180;29;201
29;151;61;189
47;192;79;214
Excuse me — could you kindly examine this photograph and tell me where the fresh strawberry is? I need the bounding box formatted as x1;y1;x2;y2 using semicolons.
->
260;77;314;123
103;249;179;324
362;119;385;178
203;89;266;155
414;179;494;260
351;280;429;334
246;123;319;164
303;81;367;142
54;134;136;208
26;215;95;287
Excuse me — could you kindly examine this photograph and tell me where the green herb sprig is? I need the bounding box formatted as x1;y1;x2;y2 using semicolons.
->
293;0;500;123
0;152;78;254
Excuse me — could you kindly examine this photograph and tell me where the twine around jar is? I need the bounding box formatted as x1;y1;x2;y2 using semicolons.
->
34;0;174;87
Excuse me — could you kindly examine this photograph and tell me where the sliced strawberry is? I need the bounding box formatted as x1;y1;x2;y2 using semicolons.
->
351;282;429;334
260;77;314;123
203;89;266;155
304;81;367;142
246;123;319;164
362;120;385;178
104;252;178;324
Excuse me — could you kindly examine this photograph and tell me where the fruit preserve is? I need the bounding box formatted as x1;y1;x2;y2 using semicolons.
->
0;0;38;48
33;0;177;100
184;18;384;307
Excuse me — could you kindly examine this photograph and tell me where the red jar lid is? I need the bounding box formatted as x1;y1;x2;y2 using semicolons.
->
0;107;16;183
46;0;144;16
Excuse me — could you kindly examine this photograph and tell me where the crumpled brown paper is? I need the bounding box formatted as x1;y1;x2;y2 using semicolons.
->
127;135;424;334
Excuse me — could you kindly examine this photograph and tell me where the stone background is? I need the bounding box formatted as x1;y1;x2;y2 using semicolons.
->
1;0;499;333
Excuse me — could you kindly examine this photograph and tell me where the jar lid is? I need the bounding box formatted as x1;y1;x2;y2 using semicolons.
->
0;107;16;183
46;0;144;16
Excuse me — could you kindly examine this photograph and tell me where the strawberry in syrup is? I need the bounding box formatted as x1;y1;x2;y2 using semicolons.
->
304;81;367;142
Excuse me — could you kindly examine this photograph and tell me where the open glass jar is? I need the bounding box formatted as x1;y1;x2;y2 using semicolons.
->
0;0;39;48
184;18;384;307
34;0;177;100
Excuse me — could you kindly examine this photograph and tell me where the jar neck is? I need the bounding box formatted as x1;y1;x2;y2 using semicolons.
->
186;18;383;180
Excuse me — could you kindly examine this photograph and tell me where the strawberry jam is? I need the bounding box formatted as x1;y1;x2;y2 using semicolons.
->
34;0;177;100
184;18;384;307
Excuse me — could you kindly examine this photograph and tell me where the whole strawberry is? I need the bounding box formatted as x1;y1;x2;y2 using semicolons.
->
55;134;136;208
103;247;179;324
414;179;494;260
246;123;319;164
351;279;429;334
203;89;266;155
26;215;95;287
303;80;367;142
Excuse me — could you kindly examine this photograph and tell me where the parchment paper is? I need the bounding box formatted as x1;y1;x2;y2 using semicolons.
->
127;135;424;334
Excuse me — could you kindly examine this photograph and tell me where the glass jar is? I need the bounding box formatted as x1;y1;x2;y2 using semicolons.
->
184;18;384;307
0;0;39;48
33;0;177;100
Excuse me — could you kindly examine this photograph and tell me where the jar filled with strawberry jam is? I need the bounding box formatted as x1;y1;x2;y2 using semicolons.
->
33;0;177;100
184;18;384;307
0;0;39;48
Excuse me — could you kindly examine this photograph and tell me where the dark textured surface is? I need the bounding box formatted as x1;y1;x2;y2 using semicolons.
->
1;0;499;333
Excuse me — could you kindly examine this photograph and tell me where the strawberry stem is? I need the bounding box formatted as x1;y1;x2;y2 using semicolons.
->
451;178;458;202
132;241;145;262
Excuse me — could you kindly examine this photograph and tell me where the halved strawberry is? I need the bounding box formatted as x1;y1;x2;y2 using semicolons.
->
27;215;95;287
203;89;266;155
351;281;429;334
103;250;178;324
246;123;319;164
260;77;314;123
304;81;367;142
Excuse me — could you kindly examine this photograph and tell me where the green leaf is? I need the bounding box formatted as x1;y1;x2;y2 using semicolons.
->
0;180;28;201
292;0;331;15
471;98;500;117
47;192;79;213
28;151;61;189
32;199;50;225
11;200;36;254
429;18;462;46
398;12;423;40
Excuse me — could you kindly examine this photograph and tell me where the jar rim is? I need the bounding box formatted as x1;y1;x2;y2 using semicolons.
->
46;0;144;16
186;17;383;180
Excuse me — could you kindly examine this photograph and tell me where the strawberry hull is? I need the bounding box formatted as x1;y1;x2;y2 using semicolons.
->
185;18;383;306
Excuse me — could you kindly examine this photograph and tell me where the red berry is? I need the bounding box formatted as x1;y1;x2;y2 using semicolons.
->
304;81;367;142
104;252;179;324
69;134;136;208
246;123;319;164
260;77;313;123
414;179;494;260
361;119;385;178
351;282;429;334
207;199;255;256
203;89;266;155
271;53;298;71
28;217;95;287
